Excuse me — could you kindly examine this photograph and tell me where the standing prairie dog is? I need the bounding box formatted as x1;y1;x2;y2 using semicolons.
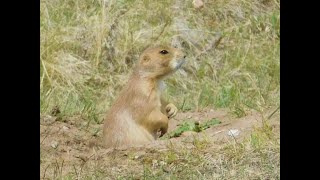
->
103;45;186;148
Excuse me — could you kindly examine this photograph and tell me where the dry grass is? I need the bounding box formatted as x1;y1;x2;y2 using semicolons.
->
40;0;279;118
40;0;280;179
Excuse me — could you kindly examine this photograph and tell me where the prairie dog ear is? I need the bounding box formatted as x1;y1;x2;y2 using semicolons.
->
141;55;150;65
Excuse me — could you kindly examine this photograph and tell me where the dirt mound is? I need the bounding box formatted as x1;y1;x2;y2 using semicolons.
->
40;108;279;179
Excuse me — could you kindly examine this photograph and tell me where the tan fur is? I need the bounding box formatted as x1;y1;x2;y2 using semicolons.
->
103;45;186;148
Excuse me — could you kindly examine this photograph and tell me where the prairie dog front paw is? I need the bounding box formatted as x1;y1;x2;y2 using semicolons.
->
166;103;178;119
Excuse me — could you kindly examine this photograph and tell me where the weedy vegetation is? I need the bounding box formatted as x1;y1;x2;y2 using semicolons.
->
40;0;280;179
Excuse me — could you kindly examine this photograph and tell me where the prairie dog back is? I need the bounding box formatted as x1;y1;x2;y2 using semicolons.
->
103;45;186;148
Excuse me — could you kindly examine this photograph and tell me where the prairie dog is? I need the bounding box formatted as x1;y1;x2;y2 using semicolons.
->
103;45;186;148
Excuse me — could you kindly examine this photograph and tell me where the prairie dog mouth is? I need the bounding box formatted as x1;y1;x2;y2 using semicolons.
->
175;58;186;70
170;56;186;70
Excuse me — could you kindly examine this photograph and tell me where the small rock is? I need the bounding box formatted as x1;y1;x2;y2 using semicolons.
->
162;166;170;173
152;160;158;167
227;129;240;137
40;115;57;125
187;115;192;119
159;161;167;166
51;141;59;149
192;0;204;9
134;152;146;160
62;126;69;131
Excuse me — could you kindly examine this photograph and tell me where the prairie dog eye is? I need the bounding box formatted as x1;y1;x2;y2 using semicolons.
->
159;50;169;54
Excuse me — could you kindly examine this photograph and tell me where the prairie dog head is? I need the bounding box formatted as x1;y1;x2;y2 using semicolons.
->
138;45;186;79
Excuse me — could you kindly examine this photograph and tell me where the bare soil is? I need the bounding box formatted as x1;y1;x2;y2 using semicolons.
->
40;108;279;179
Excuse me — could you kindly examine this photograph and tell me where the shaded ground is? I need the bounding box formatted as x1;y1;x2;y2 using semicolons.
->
40;108;280;179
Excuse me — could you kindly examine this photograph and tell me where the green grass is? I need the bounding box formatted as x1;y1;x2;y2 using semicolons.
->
163;118;221;138
40;0;279;179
